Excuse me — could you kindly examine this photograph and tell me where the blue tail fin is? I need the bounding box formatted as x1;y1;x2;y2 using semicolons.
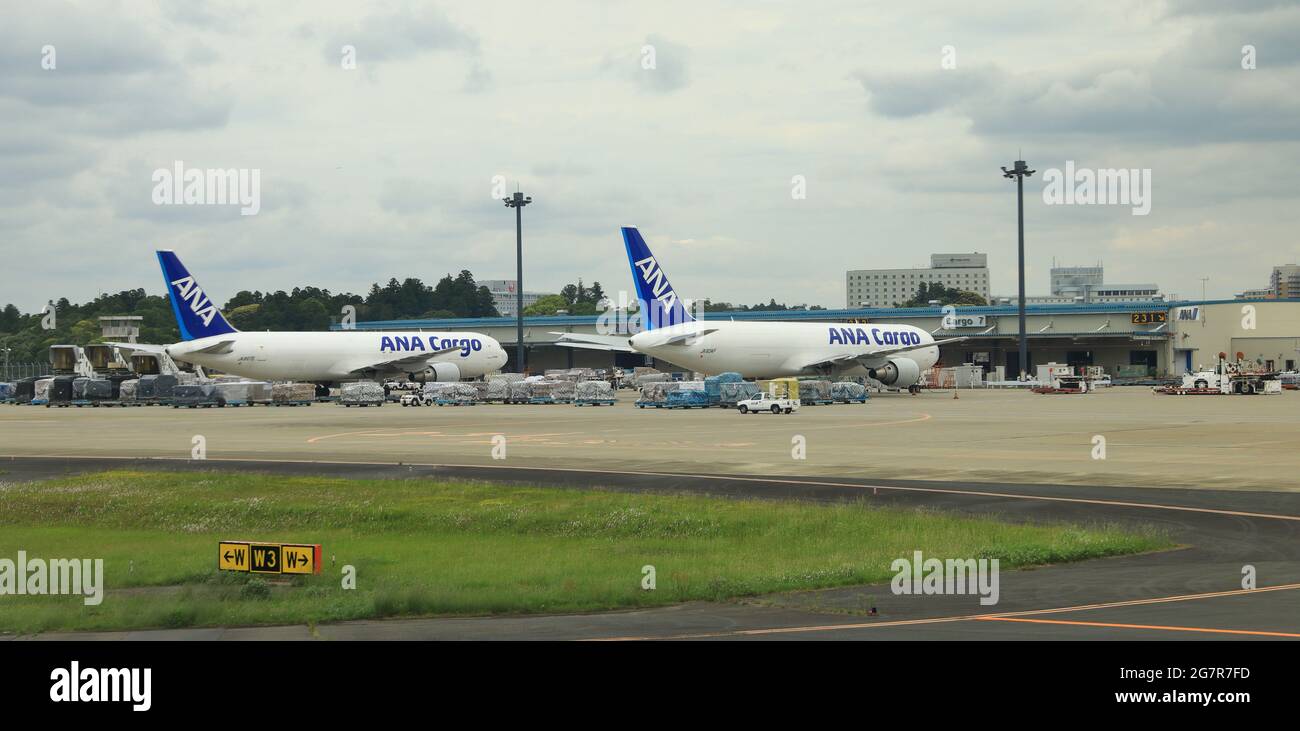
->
156;250;238;341
621;227;695;331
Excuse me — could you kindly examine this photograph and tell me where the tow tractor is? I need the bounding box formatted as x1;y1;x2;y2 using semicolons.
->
737;392;799;414
400;391;430;406
1156;352;1282;395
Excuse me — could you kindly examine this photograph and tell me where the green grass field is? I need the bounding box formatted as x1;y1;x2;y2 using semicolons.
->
0;470;1170;633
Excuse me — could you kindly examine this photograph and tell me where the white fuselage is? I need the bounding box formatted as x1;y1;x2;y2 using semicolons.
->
165;330;506;383
628;321;941;380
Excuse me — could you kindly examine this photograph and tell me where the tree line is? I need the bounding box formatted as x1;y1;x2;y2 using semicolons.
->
893;282;988;308
0;271;500;364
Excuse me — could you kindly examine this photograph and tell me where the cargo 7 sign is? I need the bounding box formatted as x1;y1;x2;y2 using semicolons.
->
219;541;321;575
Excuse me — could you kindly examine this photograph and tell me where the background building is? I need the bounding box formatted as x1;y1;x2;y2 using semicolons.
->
98;315;142;343
341;298;1300;377
846;253;990;307
1270;265;1300;298
996;263;1161;305
1050;265;1103;297
478;279;548;317
340;296;1294;374
1234;265;1300;299
1236;287;1276;300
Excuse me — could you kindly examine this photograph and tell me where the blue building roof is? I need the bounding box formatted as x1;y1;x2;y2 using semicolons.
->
333;298;1283;331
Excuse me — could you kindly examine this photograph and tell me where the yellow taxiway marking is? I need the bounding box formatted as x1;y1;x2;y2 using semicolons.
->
9;454;1300;640
974;616;1300;638
591;583;1300;640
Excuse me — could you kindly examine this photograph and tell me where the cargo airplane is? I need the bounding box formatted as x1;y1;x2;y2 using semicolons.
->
111;251;507;385
554;227;966;390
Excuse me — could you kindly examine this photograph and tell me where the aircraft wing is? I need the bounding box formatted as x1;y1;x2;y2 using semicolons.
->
550;332;637;353
800;337;969;370
187;339;236;355
647;328;718;346
97;341;167;355
350;345;465;374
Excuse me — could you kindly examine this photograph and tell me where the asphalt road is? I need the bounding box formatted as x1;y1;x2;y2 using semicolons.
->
4;455;1298;641
4;388;1299;491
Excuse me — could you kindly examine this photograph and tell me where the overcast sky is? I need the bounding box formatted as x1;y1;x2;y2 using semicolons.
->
2;0;1299;314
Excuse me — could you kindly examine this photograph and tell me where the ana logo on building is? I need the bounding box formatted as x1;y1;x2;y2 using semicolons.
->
169;276;221;327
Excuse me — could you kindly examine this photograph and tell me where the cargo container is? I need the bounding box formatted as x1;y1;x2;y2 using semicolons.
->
171;384;226;408
46;375;77;407
338;381;384;407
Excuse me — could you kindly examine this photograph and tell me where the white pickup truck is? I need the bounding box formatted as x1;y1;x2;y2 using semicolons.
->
737;392;799;414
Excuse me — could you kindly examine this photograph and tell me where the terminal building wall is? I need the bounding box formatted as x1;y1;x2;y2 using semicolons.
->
1171;301;1300;373
347;299;1298;378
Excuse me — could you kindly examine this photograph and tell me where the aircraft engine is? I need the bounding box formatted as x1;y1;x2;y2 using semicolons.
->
869;358;921;387
410;362;461;383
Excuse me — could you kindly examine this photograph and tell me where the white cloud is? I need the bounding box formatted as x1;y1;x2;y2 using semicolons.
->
0;0;1298;312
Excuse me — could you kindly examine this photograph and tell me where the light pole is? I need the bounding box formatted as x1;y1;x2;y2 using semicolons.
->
1002;158;1035;379
503;190;532;372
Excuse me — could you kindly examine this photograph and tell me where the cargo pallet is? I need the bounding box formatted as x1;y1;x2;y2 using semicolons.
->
527;397;573;404
434;400;476;406
799;399;835;406
834;398;868;404
339;402;381;407
172;403;226;408
221;400;271;407
574;399;615;407
1031;387;1086;394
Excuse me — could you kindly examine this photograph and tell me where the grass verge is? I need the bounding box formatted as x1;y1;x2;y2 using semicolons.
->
0;470;1169;632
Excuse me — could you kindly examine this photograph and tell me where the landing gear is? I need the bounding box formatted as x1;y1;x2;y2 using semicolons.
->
908;385;921;395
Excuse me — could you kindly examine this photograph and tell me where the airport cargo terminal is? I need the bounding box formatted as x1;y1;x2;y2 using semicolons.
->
338;298;1300;378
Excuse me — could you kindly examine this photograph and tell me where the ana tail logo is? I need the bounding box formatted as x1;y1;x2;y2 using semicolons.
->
169;275;220;327
632;255;679;311
621;227;694;331
156;250;238;341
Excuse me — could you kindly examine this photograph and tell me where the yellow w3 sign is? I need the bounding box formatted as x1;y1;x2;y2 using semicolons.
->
219;541;321;575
